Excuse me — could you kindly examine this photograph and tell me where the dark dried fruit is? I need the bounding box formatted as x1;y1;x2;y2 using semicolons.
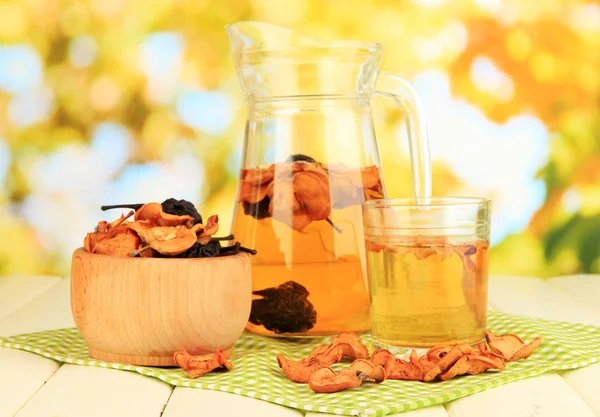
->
175;240;222;258
287;154;317;163
243;197;271;220
249;281;317;334
161;198;203;225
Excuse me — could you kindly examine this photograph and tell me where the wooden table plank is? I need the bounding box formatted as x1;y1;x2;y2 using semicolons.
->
561;363;600;416
163;388;303;417
0;347;60;417
14;364;172;417
0;276;62;321
2;274;599;417
0;278;74;338
446;373;596;417
488;275;600;326
452;275;600;417
306;405;449;417
548;274;600;317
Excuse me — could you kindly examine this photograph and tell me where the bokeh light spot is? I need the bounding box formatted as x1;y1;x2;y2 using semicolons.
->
176;89;234;135
529;51;556;83
89;76;121;111
8;86;53;127
139;32;185;103
505;29;532;62
69;36;98;68
470;56;515;101
0;45;43;94
0;139;10;187
0;3;26;39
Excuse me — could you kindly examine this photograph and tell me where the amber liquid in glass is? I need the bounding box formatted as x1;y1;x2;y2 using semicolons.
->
366;239;489;347
232;163;384;336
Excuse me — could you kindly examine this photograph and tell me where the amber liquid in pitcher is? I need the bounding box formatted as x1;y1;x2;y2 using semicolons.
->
232;161;384;336
366;238;489;347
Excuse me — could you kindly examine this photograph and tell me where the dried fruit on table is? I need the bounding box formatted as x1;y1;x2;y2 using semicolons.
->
308;366;363;393
423;344;473;382
249;281;317;334
476;343;506;370
308;344;344;365
349;359;386;383
173;349;232;379
309;332;369;364
372;349;423;381
277;354;326;383
508;336;543;361
485;330;543;362
438;354;504;381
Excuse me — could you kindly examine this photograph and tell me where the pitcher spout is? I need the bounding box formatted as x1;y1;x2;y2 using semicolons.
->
226;21;382;100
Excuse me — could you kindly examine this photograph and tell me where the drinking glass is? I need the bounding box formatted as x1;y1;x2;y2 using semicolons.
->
362;197;491;349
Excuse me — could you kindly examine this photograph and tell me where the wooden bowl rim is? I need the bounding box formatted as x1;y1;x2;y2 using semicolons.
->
72;247;250;265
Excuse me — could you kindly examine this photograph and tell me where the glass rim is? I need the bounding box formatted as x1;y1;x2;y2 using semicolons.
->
363;197;491;209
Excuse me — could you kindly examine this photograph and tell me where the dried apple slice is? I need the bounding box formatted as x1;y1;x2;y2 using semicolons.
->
439;354;503;381
128;221;196;256
509;337;542;361
485;330;525;361
277;354;325;383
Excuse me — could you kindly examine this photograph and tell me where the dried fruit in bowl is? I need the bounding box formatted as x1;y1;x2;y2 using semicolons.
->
85;198;257;258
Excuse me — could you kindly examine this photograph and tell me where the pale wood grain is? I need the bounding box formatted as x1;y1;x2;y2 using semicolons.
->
446;373;596;417
561;363;600;416
306;405;449;417
0;347;60;417
163;388;304;417
2;274;600;417
488;275;600;326
548;274;600;317
0;278;73;337
14;364;172;417
0;275;61;321
70;248;252;366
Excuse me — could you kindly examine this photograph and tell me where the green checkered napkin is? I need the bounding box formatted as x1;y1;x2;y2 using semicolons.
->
1;311;599;417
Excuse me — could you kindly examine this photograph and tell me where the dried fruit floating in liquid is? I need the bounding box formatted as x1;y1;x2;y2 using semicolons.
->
238;154;383;232
249;281;317;334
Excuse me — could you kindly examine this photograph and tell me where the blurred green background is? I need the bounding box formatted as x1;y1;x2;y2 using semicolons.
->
0;0;598;278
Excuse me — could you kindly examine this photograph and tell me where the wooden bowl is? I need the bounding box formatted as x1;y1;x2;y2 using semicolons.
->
70;248;252;366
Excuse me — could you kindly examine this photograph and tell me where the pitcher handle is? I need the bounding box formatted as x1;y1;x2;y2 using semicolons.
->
375;71;432;199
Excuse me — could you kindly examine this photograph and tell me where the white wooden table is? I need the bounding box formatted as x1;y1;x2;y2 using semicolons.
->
1;274;599;417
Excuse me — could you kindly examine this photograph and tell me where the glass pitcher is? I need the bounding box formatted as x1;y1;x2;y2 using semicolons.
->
227;21;431;336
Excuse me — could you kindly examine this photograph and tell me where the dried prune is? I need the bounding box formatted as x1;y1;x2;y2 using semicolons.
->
249;281;317;334
161;198;202;225
243;197;270;220
286;154;317;163
175;240;222;258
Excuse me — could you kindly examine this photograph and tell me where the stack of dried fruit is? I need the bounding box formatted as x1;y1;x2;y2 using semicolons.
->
83;198;256;258
277;330;542;393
